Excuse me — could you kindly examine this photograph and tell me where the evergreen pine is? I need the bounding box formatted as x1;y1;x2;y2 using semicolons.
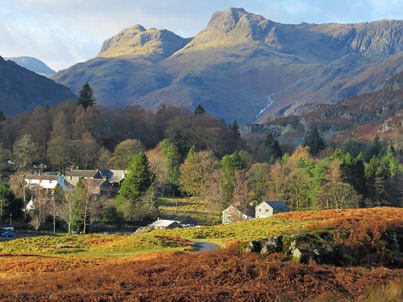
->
265;133;282;160
221;151;245;203
0;183;23;220
339;152;366;198
303;125;325;156
231;119;240;139
77;83;96;110
119;152;154;202
193;104;206;116
365;136;385;161
254;133;282;163
344;137;366;158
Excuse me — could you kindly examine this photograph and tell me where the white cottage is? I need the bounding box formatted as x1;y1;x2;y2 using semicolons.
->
25;174;59;190
255;201;290;218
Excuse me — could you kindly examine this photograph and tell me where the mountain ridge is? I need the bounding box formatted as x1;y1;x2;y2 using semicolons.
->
5;56;56;76
52;7;403;124
0;56;76;115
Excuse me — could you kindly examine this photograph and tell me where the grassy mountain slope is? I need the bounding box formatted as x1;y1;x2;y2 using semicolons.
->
0;56;76;115
53;8;403;124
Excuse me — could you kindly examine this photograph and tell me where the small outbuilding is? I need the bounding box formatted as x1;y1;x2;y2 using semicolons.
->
255;201;290;218
222;205;255;224
149;219;182;230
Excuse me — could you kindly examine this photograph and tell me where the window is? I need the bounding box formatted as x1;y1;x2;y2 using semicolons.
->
259;209;261;212
265;209;269;212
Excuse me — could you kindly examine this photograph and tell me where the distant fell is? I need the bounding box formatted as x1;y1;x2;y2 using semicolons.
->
53;7;403;124
0;56;76;115
5;56;56;76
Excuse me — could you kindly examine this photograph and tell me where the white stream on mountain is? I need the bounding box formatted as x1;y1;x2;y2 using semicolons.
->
256;94;274;119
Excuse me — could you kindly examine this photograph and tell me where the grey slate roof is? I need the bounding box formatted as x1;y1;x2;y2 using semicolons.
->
223;204;255;217
149;219;180;228
261;201;288;209
65;170;98;178
25;174;59;181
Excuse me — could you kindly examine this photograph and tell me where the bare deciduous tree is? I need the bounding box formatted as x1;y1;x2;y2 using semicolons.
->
57;190;76;234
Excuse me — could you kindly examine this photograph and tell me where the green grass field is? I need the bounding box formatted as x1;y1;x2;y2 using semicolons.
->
0;233;195;256
156;197;220;225
3;208;401;258
153;216;311;242
0;215;311;256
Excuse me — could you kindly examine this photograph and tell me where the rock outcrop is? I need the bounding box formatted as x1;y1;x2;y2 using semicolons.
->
242;71;403;144
239;232;342;265
239;228;403;267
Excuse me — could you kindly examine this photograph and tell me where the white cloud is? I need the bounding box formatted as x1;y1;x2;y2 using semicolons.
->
0;0;401;71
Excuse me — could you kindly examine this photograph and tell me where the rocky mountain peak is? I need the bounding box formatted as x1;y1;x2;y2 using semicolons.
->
98;25;189;62
131;24;146;32
53;8;403;125
206;7;246;32
205;7;267;35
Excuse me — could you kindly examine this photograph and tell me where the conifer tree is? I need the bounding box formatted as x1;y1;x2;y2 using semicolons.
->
193;104;205;116
77;83;96;110
338;151;366;198
303;125;325;156
255;133;282;163
221;151;245;204
365;136;385;161
230;119;241;139
119;152;154;202
160;139;181;186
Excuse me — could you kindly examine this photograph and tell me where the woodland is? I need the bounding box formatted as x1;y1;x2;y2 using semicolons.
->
0;82;401;231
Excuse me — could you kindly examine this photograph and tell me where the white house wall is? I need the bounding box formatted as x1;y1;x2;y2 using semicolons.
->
25;179;58;189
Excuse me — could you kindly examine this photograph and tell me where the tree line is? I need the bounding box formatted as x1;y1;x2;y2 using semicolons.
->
0;99;244;173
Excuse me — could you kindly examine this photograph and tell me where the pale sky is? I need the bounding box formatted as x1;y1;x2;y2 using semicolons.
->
0;0;401;71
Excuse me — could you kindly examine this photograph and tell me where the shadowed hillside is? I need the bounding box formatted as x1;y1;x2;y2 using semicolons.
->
0;56;76;115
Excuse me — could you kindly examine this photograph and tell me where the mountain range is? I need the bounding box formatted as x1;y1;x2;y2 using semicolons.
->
241;71;403;146
52;7;403;124
0;56;75;115
5;56;56;76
